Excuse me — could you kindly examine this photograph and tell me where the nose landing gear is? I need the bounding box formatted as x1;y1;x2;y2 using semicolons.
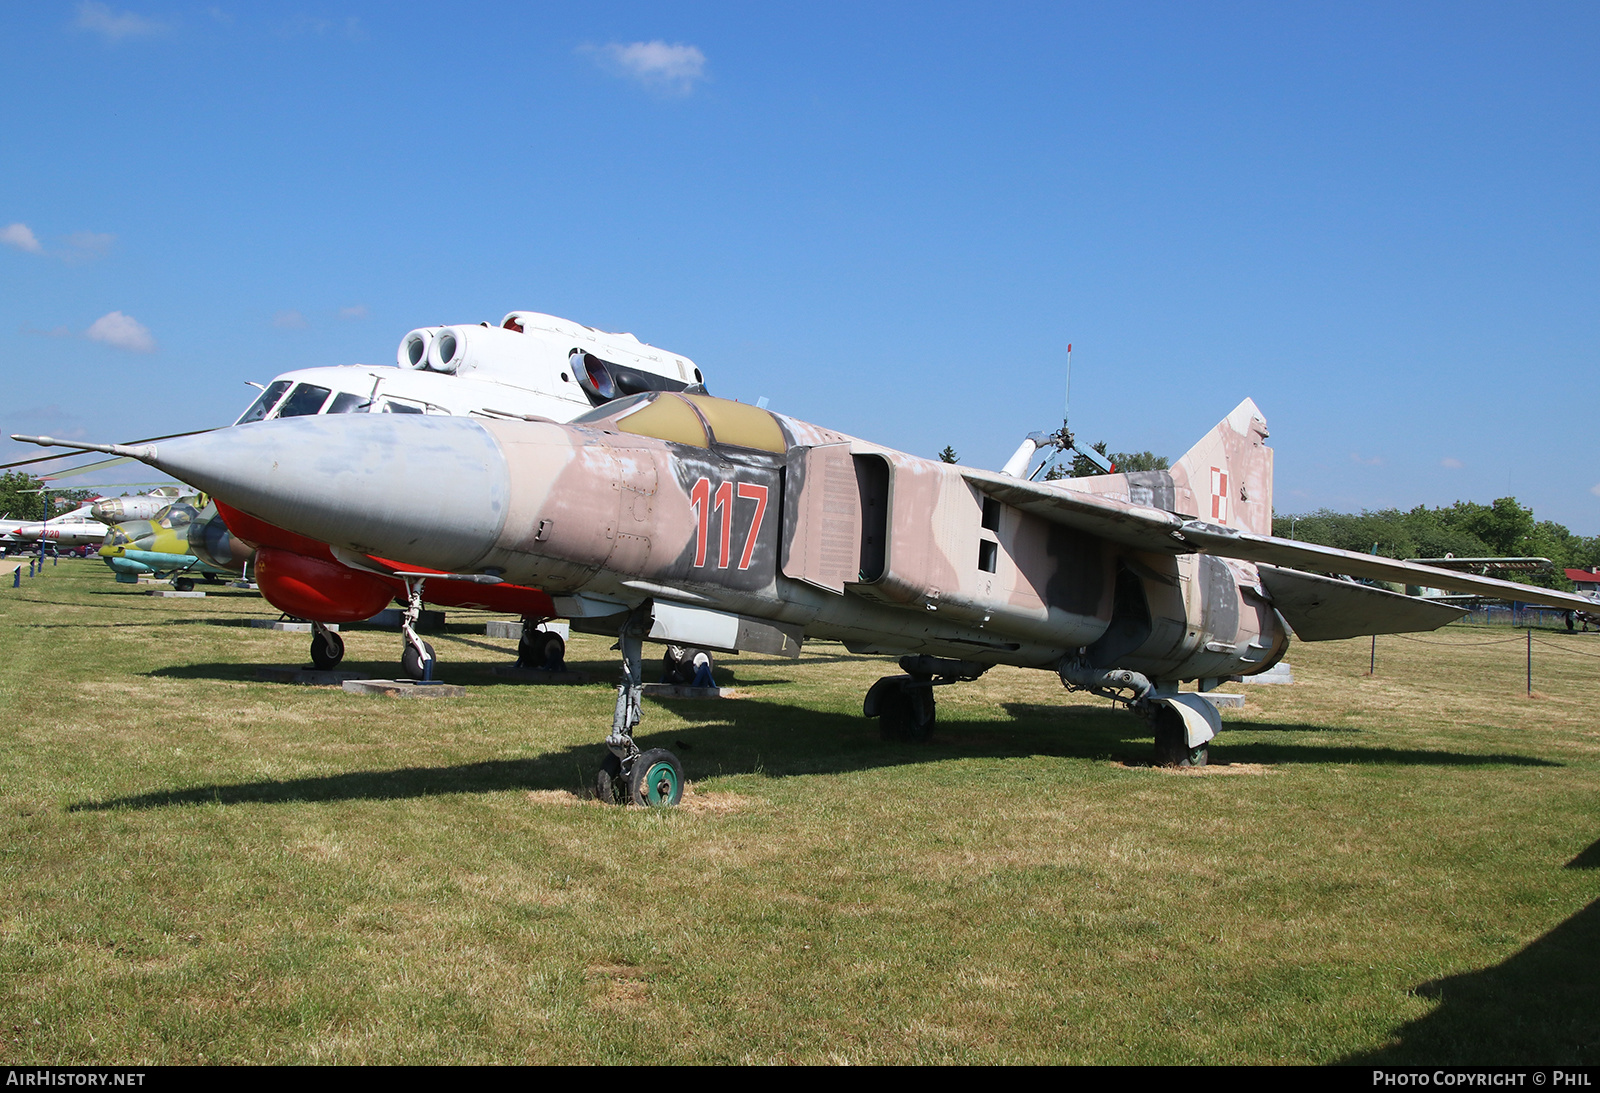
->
309;622;345;670
594;603;686;808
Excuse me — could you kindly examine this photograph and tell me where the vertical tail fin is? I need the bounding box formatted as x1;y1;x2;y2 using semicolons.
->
1172;398;1273;536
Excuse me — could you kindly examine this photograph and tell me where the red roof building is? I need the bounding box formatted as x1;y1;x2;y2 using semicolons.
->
1564;567;1600;591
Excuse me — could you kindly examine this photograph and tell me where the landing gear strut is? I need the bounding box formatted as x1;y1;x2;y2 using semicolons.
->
309;622;345;670
594;603;684;807
398;575;436;682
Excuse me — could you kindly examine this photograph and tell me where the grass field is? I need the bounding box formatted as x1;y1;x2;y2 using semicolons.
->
1;559;1597;1064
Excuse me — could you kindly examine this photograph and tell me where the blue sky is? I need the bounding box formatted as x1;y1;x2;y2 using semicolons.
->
3;2;1597;530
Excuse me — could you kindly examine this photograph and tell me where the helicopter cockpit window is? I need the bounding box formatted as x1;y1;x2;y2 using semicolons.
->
276;384;334;418
235;380;291;425
326;391;370;414
380;398;425;414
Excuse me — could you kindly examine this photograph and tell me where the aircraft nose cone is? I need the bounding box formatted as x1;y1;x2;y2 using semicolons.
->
144;416;513;573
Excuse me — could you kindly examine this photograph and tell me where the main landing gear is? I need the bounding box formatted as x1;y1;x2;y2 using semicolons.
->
1059;662;1214;768
661;645;715;687
864;656;989;742
593;604;685;808
517;621;567;671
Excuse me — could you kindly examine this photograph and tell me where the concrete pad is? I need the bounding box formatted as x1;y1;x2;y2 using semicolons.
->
485;620;572;640
147;589;206;598
342;679;467;698
1233;662;1294;684
641;683;724;700
248;620;339;632
490;664;590;683
256;667;367;686
1198;692;1246;708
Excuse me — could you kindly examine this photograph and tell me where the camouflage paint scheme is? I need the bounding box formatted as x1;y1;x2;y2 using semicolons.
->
99;497;252;583
441;395;1288;686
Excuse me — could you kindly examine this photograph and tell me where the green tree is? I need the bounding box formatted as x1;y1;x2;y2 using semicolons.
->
0;471;46;521
1109;451;1170;472
938;446;959;464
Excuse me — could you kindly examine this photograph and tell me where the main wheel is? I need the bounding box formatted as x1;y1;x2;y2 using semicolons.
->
878;681;936;743
661;646;713;686
173;577;195;592
519;628;566;670
628;748;685;808
596;752;624;804
1151;706;1208;767
310;628;345;670
401;640;436;681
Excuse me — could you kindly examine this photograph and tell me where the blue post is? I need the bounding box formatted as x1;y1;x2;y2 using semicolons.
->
11;566;18;588
27;560;34;577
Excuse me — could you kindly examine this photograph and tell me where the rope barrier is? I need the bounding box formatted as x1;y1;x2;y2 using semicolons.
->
1393;633;1525;647
1530;637;1600;661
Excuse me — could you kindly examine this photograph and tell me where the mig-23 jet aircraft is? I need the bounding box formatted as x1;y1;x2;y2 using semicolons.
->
22;393;1600;809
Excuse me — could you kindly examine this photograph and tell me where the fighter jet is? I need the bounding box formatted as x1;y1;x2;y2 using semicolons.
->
24;393;1599;808
91;486;196;524
1;503;110;549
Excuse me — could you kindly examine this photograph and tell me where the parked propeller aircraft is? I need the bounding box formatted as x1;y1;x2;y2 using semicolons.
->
21;391;1600;808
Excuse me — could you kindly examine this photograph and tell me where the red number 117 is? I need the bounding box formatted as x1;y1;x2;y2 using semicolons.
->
689;478;768;570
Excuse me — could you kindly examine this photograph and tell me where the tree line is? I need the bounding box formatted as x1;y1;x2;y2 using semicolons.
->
0;471;100;522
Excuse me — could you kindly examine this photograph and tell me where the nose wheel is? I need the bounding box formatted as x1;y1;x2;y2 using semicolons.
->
309;624;344;670
629;749;684;807
401;640;437;682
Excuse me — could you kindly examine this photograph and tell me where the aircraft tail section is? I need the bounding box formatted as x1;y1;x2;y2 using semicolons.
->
1172;398;1273;536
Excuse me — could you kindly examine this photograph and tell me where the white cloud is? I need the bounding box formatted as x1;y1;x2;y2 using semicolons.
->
338;304;368;321
587;40;707;94
2;223;43;254
74;2;166;41
85;311;156;353
1349;452;1384;467
1590;483;1600;498
273;309;308;329
62;231;116;263
1441;457;1464;469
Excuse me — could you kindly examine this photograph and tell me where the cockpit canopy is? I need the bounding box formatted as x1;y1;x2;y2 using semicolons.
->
571;392;787;454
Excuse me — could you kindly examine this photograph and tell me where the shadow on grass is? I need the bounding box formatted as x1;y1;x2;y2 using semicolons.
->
1567;837;1600;870
71;696;1560;813
1341;898;1600;1065
1002;703;1559;769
